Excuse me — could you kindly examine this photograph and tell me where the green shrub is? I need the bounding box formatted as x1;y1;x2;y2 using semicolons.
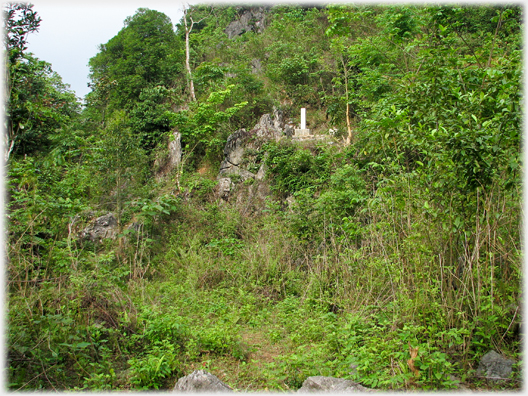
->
128;340;180;389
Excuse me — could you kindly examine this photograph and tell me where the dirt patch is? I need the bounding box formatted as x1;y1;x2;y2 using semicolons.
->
241;329;286;367
197;164;211;175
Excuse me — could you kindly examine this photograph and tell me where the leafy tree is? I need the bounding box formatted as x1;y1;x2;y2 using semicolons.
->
129;85;174;153
6;54;80;157
263;6;331;108
4;3;80;159
87;8;183;113
91;111;148;228
3;2;41;63
170;85;247;163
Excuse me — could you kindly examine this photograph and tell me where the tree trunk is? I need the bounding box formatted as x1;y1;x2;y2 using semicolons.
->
341;56;353;146
184;9;202;102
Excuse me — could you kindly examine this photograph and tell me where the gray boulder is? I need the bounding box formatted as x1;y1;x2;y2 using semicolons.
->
252;112;283;141
173;370;233;392
298;376;373;392
217;108;290;202
219;128;251;175
476;350;514;380
80;213;118;242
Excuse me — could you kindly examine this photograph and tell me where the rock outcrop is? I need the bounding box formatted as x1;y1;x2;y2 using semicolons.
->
218;107;288;181
215;177;234;200
225;7;268;39
476;350;515;381
80;213;118;242
218;128;255;182
173;370;233;392
154;130;182;180
298;376;374;392
216;108;291;204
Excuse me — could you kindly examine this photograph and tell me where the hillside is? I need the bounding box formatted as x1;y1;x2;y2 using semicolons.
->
5;3;522;391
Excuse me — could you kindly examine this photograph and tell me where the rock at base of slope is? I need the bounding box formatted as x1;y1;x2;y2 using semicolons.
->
173;370;233;392
476;350;515;381
298;376;375;392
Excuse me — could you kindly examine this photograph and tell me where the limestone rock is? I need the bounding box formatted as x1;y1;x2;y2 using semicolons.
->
251;58;262;74
154;130;182;180
218;108;289;202
476;350;514;380
168;130;182;170
219;109;285;180
256;162;267;181
216;177;234;201
173;370;233;392
225;7;268;39
234;179;271;211
251;107;286;141
81;213;118;242
298;376;373;392
220;128;250;170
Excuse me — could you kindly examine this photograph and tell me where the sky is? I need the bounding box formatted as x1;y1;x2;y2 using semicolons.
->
25;0;196;100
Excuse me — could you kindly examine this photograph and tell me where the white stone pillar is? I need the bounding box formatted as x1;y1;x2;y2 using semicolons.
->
300;108;306;129
294;107;311;138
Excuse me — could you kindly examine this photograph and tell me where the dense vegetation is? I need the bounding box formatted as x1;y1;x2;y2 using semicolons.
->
5;3;522;391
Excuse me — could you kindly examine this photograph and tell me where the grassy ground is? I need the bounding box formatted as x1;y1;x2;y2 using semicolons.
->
7;165;522;391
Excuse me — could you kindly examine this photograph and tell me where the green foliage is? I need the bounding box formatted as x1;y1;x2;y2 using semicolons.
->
129;85;174;152
206;237;244;257
135;193;181;227
91;111;149;225
171;85;247;161
6;52;81;156
4;3;41;62
6;3;521;392
128;340;180;389
87;8;182;113
265;142;333;195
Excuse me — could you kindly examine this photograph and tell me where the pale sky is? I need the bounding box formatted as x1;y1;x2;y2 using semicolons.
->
25;0;195;99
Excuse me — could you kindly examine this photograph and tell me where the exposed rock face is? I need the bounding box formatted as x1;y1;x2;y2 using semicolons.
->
218;108;286;182
168;131;182;169
216;177;234;201
173;370;233;392
476;350;515;380
154;130;182;180
216;108;292;203
225;7;268;39
219;128;252;179
216;107;293;204
298;376;374;392
251;58;262;74
253;112;283;140
81;213;118;242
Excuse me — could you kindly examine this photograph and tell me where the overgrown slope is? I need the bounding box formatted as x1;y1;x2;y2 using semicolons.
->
5;3;522;391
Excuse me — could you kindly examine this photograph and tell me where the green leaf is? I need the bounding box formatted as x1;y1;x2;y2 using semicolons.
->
75;342;92;349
